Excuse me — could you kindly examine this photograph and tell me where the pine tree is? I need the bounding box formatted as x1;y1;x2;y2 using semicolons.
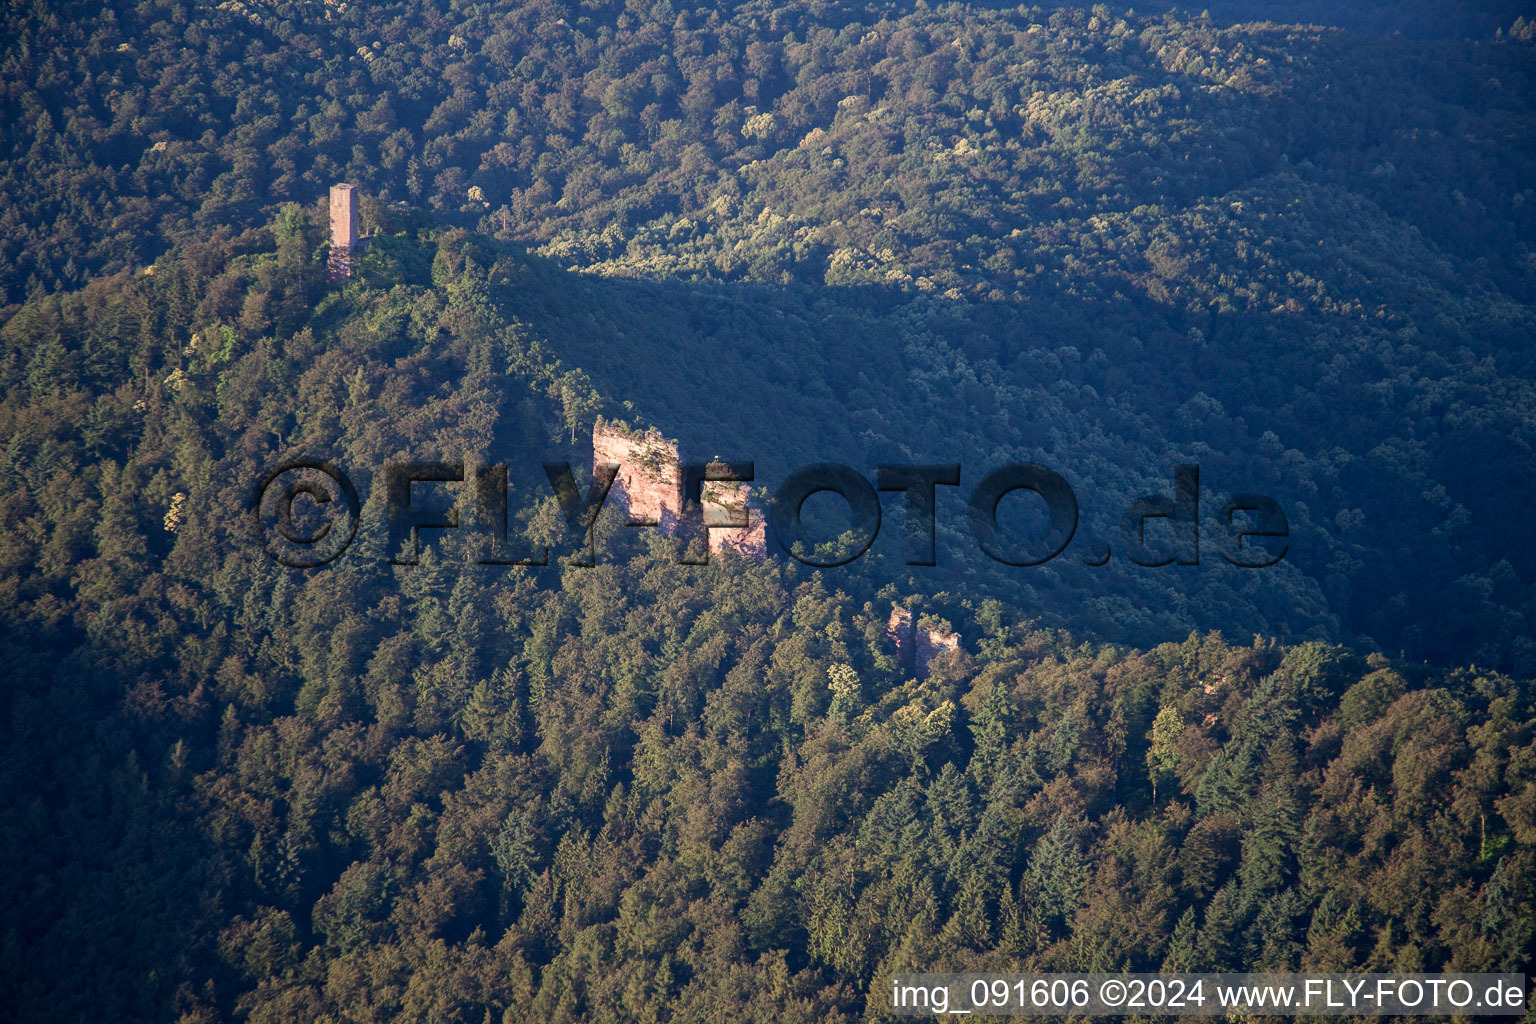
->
1026;816;1085;938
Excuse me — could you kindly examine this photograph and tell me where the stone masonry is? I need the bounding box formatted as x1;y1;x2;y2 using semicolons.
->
327;182;359;280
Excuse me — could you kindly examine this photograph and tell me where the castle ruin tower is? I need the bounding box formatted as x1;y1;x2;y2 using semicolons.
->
327;182;359;280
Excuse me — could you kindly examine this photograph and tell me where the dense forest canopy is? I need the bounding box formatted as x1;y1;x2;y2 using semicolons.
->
3;0;1536;665
1102;0;1536;38
1;0;1534;1021
3;0;1534;302
0;182;1531;1024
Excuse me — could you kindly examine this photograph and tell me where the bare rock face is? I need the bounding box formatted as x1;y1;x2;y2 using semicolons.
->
593;423;682;530
703;476;769;560
915;623;960;673
592;423;766;561
887;606;915;666
887;604;961;677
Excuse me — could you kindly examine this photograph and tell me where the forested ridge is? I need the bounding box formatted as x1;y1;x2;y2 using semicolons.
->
1;205;1533;1024
4;0;1534;303
4;0;1536;664
2;0;1536;1020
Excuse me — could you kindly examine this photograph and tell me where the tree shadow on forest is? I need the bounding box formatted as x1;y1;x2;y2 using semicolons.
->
0;606;234;1024
488;238;1536;673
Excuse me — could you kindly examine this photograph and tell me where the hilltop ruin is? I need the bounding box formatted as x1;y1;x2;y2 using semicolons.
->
592;422;768;561
887;605;961;677
327;182;361;280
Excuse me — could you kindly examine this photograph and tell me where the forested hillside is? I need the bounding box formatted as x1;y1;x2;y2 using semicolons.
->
1;222;1533;1022
3;0;1536;1020
4;0;1535;665
5;0;1534;300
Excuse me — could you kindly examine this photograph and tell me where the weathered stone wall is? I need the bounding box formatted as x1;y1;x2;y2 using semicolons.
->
329;182;358;250
327;182;359;280
886;604;961;676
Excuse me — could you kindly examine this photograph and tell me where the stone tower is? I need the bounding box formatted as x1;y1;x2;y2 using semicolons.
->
327;183;359;280
330;183;358;249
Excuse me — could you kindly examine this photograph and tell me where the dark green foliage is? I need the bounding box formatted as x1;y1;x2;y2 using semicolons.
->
1;0;1534;666
1;2;1534;1021
1;219;1533;1023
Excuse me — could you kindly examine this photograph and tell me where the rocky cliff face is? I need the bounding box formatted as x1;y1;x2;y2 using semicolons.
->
702;477;768;560
887;606;915;666
593;424;682;530
915;622;960;672
886;604;961;677
592;423;766;561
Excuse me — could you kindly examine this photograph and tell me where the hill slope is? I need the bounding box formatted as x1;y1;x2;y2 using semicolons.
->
1;223;1533;1022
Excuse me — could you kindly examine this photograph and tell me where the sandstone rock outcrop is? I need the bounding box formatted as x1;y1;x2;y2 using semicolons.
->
701;475;769;560
886;604;961;677
592;422;767;561
593;423;682;531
